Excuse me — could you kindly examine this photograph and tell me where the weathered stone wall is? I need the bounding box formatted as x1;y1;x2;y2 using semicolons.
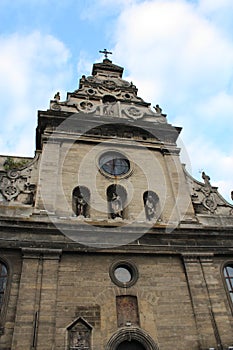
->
1;248;233;350
36;138;195;224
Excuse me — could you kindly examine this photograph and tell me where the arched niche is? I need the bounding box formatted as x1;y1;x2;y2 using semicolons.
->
72;186;90;218
106;327;159;350
107;184;127;220
102;95;117;116
143;191;160;221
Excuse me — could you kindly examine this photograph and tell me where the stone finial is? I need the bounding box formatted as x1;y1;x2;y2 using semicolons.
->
202;171;211;187
154;104;162;114
99;49;112;59
54;92;60;101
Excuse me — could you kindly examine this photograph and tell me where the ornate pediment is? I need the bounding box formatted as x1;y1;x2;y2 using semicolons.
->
184;167;233;216
0;156;38;206
48;58;167;125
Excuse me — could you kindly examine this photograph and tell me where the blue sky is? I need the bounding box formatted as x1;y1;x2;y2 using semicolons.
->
0;0;232;201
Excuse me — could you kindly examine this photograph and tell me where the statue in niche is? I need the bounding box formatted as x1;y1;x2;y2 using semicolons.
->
103;101;116;116
110;192;123;219
23;183;36;205
145;194;157;221
76;194;88;218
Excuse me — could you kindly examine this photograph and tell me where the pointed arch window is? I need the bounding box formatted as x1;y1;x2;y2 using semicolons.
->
0;261;8;316
143;191;160;221
72;186;90;218
107;184;127;220
223;264;233;303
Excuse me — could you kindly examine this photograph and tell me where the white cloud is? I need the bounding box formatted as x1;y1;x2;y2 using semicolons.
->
184;136;233;201
0;31;71;156
111;0;233;200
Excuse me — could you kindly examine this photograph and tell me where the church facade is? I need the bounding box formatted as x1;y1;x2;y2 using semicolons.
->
0;56;233;350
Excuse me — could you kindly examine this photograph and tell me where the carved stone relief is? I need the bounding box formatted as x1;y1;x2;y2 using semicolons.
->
68;317;92;350
123;106;144;120
0;168;36;205
186;169;233;216
77;101;96;113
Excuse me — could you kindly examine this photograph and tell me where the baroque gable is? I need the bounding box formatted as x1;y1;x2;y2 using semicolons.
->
49;58;167;124
184;166;233;221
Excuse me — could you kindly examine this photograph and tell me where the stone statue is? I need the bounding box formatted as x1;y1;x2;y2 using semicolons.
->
76;195;88;217
103;101;115;116
110;192;123;219
201;171;212;196
154;104;162;114
145;195;156;221
54;92;60;101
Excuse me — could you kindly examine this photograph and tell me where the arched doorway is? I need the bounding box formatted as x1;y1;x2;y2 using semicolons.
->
116;339;146;350
106;327;159;350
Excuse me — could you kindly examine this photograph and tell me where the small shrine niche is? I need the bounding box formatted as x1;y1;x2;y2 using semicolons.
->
67;317;92;350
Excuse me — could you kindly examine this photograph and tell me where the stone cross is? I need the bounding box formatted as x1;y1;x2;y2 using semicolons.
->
99;49;112;59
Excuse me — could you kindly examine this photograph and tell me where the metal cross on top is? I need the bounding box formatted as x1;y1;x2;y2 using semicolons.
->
99;49;112;59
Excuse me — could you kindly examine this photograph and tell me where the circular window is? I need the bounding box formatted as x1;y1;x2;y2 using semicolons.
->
110;261;138;288
99;152;130;177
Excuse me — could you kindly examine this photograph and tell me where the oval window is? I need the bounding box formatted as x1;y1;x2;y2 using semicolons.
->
110;261;138;288
99;152;130;177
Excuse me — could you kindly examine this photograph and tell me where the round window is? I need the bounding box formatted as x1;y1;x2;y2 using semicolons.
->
99;152;130;177
110;261;138;288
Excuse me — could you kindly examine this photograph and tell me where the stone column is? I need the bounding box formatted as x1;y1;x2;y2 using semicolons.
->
182;254;220;350
35;141;61;213
163;151;195;225
11;248;61;350
11;249;42;350
36;249;61;350
200;256;233;348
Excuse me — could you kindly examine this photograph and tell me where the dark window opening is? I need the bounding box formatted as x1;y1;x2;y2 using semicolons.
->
116;340;146;350
224;264;233;303
0;262;8;313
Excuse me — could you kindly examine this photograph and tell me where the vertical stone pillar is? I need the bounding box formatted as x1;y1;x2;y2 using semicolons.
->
35;141;61;213
200;257;232;348
11;248;61;350
11;249;42;350
182;254;219;349
163;152;195;224
36;249;61;350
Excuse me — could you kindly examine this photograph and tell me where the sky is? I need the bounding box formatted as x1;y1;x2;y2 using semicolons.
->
0;0;232;201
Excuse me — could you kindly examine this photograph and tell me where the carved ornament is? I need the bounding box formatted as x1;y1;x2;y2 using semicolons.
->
77;101;96;113
0;168;36;204
123;106;144;120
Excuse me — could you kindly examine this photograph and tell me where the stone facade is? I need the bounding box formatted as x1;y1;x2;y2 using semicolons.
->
0;57;233;350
